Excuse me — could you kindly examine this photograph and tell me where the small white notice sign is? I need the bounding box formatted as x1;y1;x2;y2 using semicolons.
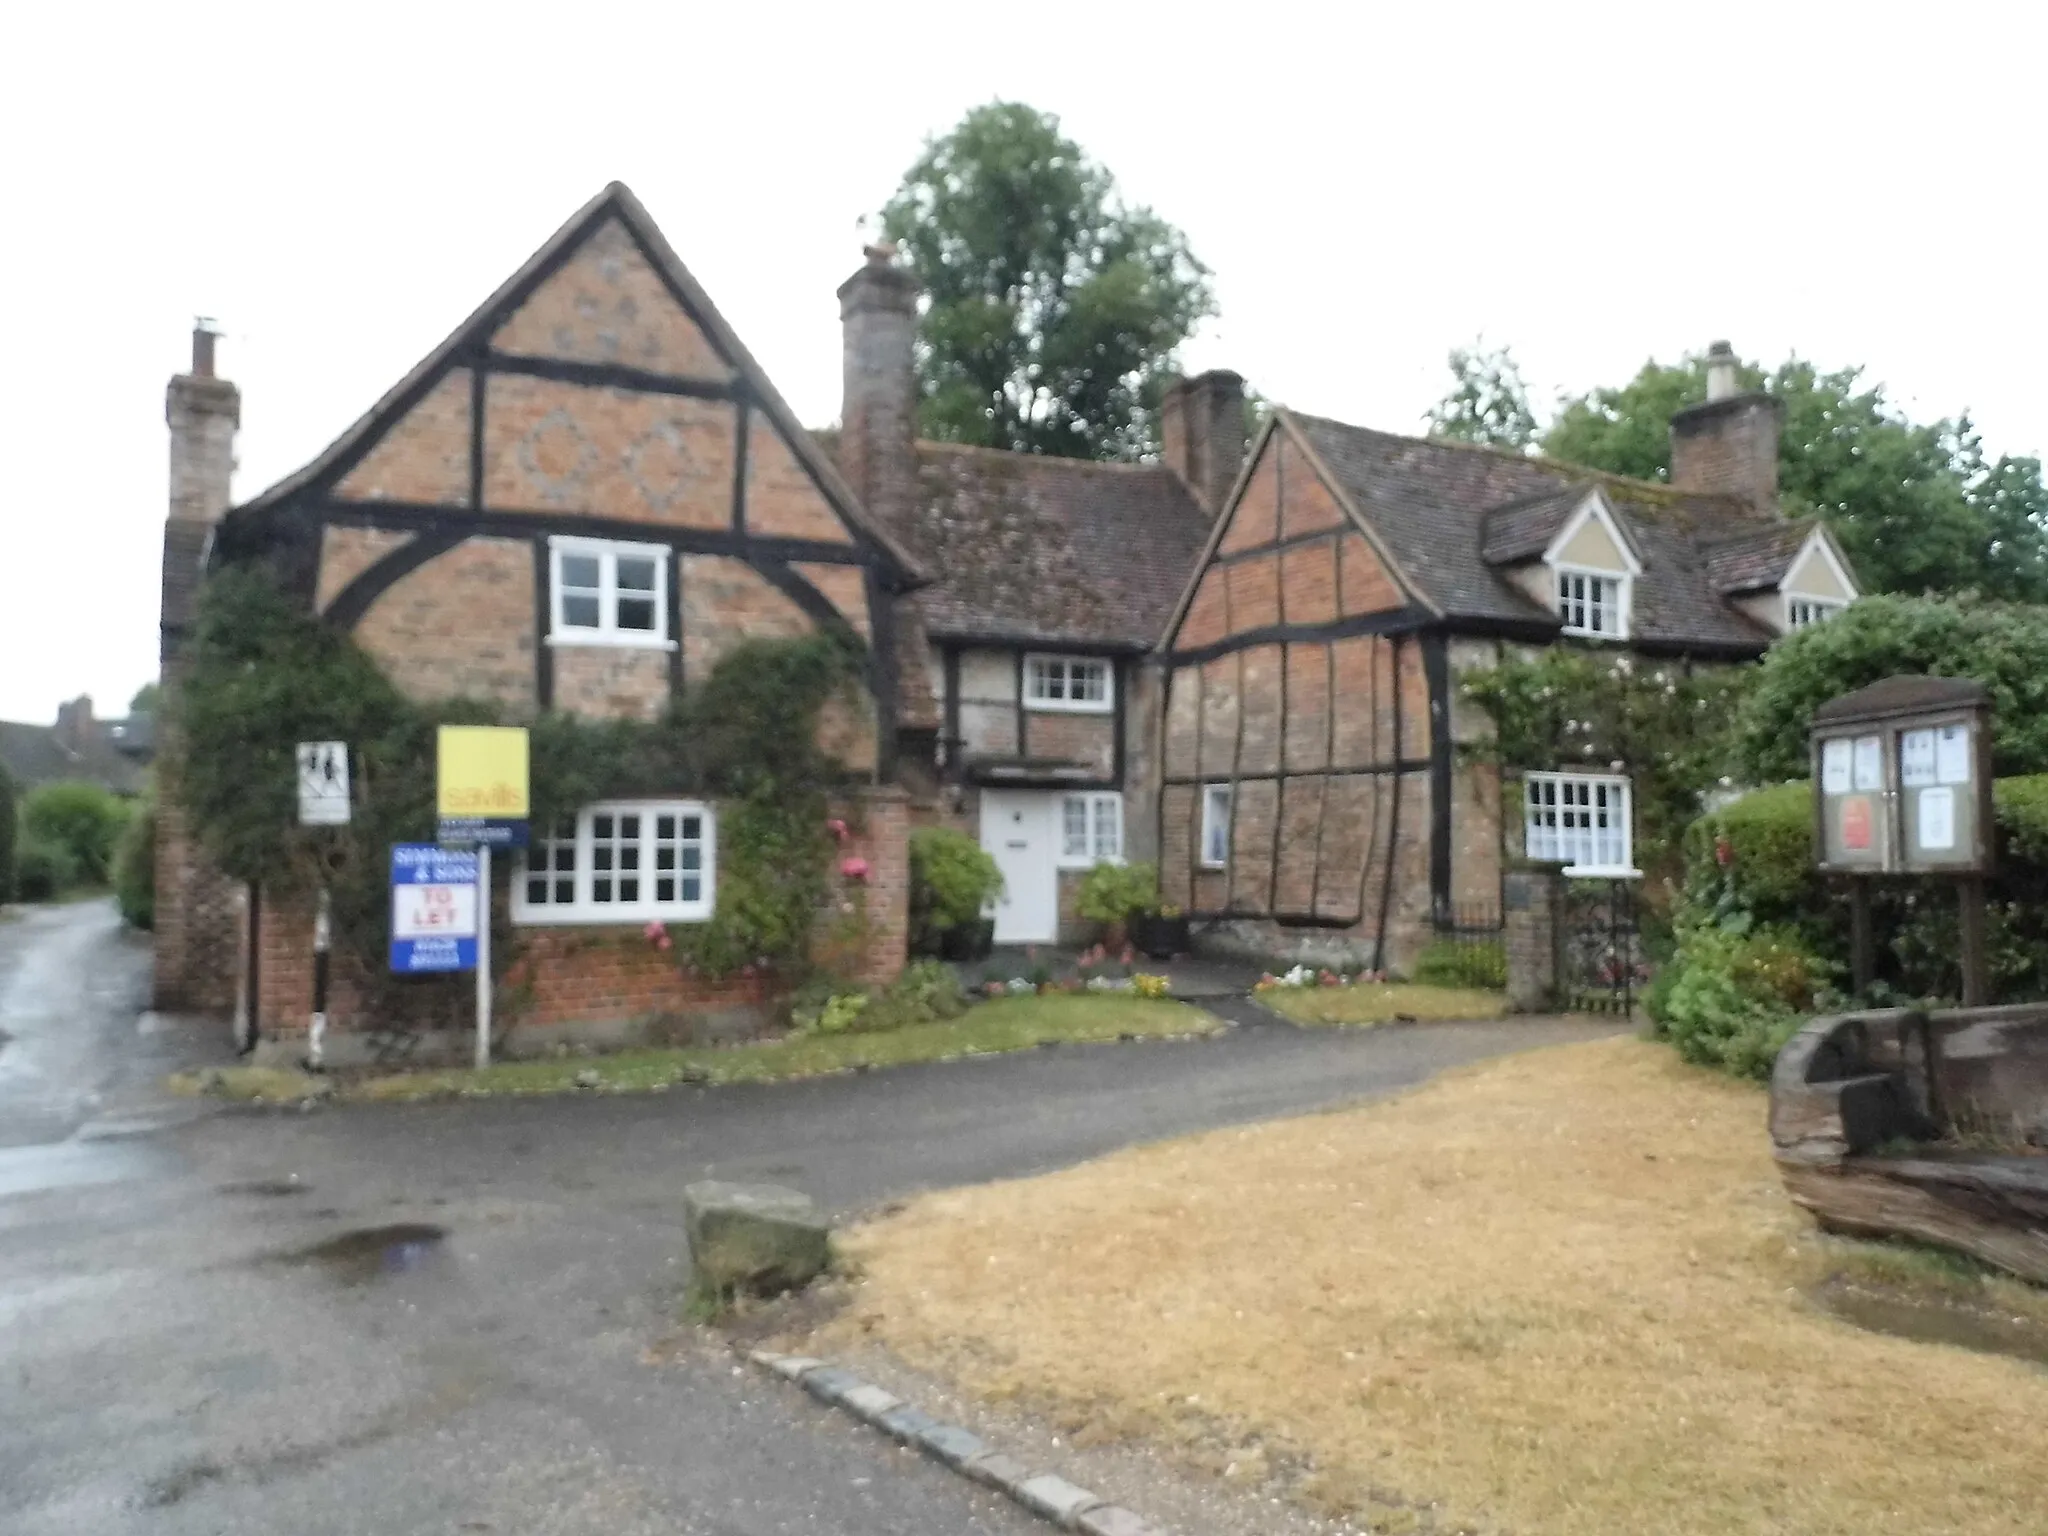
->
1900;729;1937;788
297;741;351;826
1853;734;1884;791
1821;738;1853;794
1918;785;1956;851
1937;724;1972;785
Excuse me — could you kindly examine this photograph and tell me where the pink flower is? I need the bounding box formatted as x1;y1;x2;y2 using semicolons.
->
827;818;850;843
656;934;672;951
840;856;871;882
643;921;667;945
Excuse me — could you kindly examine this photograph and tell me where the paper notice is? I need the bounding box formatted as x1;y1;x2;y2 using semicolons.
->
1937;724;1971;785
1919;785;1956;850
1900;729;1937;788
1853;734;1883;791
1822;738;1852;794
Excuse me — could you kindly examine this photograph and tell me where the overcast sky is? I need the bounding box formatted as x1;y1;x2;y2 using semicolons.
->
2;0;2040;724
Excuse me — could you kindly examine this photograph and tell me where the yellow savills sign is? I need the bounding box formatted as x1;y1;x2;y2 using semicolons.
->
436;726;530;819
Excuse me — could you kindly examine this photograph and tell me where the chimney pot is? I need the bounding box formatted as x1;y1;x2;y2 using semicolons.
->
191;317;221;378
1705;339;1738;402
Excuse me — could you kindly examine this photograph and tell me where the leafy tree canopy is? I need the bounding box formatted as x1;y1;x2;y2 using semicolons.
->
129;681;161;714
1424;342;1538;450
879;102;1215;461
1735;593;2048;783
1538;348;2048;599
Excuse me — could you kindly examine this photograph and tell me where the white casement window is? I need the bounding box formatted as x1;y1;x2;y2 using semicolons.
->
513;801;713;924
1786;596;1846;631
1524;772;1635;876
1059;793;1123;867
1024;653;1113;713
549;536;673;647
1556;569;1629;640
1200;783;1233;869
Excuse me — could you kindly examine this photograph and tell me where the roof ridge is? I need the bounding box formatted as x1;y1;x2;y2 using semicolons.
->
916;440;1171;474
1287;410;1751;512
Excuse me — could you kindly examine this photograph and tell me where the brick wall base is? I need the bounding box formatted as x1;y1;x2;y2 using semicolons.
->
247;786;909;1066
1503;863;1566;1010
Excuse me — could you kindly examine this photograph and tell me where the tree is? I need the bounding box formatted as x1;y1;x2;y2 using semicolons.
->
19;781;129;887
0;761;15;901
1541;348;2048;599
1735;593;2048;783
1424;342;1538;450
129;681;161;715
879;102;1215;461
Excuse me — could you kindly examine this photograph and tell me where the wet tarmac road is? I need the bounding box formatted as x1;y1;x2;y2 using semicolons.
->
0;899;1617;1534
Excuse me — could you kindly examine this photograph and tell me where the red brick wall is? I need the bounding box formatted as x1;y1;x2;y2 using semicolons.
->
352;537;538;712
335;371;474;505
252;787;909;1049
1022;708;1115;776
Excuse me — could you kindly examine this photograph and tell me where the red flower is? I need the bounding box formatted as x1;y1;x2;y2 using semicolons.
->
840;856;871;882
1714;835;1735;868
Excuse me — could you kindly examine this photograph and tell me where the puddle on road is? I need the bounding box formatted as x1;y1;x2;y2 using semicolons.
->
1813;1281;2048;1369
276;1223;450;1286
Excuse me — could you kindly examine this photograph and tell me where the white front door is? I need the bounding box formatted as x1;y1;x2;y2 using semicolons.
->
979;791;1059;944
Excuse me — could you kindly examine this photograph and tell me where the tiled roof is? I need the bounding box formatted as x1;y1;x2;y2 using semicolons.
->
1479;484;1596;564
885;444;1213;650
1702;520;1814;594
1286;414;1780;654
0;721;147;795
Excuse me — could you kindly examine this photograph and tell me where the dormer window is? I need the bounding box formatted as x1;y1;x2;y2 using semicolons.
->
1787;596;1845;630
1557;569;1629;639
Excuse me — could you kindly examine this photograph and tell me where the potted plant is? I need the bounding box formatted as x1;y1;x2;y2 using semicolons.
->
909;827;1004;960
1129;900;1190;961
1076;861;1160;954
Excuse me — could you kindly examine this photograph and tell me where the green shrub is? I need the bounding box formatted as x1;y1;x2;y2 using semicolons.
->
909;827;1003;946
13;833;77;902
1411;938;1507;990
1648;920;1823;1081
0;761;15;901
790;959;968;1036
115;797;155;930
20;781;128;888
1075;860;1158;924
1683;781;1818;925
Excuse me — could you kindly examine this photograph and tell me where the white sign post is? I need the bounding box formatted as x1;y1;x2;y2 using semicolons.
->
296;742;351;826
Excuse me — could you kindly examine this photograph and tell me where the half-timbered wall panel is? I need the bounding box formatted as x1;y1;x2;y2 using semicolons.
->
1228;777;1279;910
1273;774;1325;915
1282;642;1330;772
1217;433;1281;554
1277;441;1347;540
1339;530;1403;616
1225;553;1281;634
1163;664;1202;779
482;375;736;525
1237;644;1284;777
353;538;536;711
751;416;855;545
315;527;413;613
492;217;734;381
1199;657;1240;778
956;649;1019;760
1178;568;1229;650
1026;711;1115;776
335;370;475;506
792;561;870;638
680;554;811;679
553;645;670;722
1279;537;1339;626
1160;782;1196;909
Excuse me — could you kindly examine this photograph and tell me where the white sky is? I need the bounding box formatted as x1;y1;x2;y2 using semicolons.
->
2;0;2041;723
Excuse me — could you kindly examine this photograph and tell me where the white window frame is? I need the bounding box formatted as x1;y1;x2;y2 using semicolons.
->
1200;783;1232;869
1554;567;1631;641
512;799;714;925
1023;653;1114;713
1785;594;1847;631
547;535;675;649
1523;772;1636;877
1059;792;1124;868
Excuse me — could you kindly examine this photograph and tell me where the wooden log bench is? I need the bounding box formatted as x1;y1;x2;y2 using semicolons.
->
1770;1005;2048;1283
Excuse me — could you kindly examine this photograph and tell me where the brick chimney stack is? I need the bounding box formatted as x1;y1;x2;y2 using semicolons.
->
1669;340;1782;515
837;246;920;530
54;696;95;754
167;318;239;526
1159;369;1247;518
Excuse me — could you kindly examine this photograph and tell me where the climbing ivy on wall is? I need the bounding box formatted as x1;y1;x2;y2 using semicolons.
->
175;569;867;1002
1458;647;1751;890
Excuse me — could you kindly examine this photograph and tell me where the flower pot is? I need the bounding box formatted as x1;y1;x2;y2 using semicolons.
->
940;918;996;962
1130;912;1189;961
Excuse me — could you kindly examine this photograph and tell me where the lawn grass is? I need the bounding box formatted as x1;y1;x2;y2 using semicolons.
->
1255;980;1506;1026
818;1036;2048;1536
177;993;1219;1104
